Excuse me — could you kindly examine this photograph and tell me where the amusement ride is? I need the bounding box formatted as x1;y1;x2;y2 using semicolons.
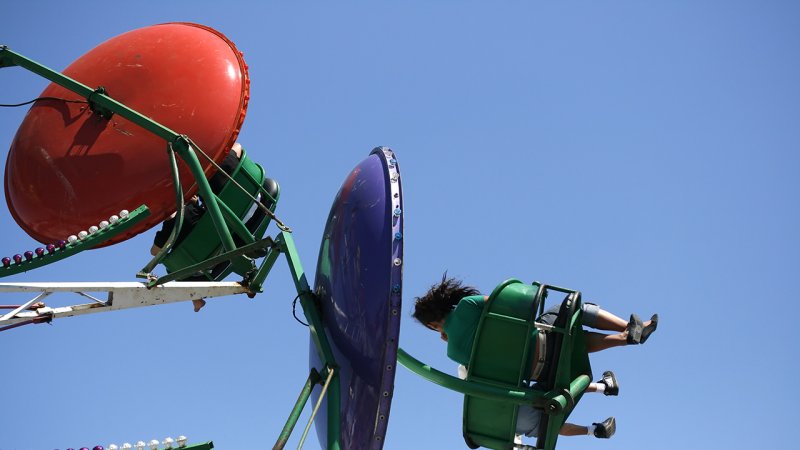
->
1;23;597;450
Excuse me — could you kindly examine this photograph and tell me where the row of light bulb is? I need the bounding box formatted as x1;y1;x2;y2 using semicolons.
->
66;209;130;243
1;210;130;268
59;436;188;450
108;436;188;450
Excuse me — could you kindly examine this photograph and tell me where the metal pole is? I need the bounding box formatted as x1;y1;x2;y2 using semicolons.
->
273;369;321;450
279;231;341;450
297;367;335;450
397;348;550;407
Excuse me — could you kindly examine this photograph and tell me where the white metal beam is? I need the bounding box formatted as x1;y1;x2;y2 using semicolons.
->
0;281;250;327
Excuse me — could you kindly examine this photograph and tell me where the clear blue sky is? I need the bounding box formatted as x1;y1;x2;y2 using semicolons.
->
2;2;798;450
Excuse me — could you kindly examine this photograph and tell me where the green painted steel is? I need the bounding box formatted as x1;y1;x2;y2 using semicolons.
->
278;231;341;450
275;369;321;449
0;205;151;278
397;348;550;405
159;149;279;281
182;442;214;450
0;47;177;140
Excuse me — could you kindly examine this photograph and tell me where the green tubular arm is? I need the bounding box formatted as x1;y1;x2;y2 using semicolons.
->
397;348;549;407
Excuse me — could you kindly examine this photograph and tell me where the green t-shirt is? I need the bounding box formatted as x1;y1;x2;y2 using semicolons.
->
443;295;486;366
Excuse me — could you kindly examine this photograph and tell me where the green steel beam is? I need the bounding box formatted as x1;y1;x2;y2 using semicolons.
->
1;205;150;279
274;369;321;450
397;348;550;407
277;231;340;450
183;442;214;450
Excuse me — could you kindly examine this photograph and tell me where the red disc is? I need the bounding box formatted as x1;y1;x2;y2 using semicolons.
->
4;22;250;246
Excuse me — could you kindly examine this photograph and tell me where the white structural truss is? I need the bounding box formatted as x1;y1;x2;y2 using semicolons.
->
0;281;250;329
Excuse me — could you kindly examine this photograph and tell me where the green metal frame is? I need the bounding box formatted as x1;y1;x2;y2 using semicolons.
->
1;46;342;449
183;442;215;450
0;205;151;278
276;231;341;450
398;279;592;450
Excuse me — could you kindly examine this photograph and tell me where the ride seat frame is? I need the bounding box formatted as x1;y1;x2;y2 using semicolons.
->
462;279;593;450
159;148;280;282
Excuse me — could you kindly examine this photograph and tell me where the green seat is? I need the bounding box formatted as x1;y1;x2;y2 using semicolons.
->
161;150;279;280
462;279;592;450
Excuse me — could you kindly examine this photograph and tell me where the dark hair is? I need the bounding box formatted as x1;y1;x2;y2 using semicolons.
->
413;274;480;328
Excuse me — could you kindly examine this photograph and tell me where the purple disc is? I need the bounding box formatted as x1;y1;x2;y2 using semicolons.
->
57;240;67;248
46;243;56;253
93;446;104;450
2;257;10;267
310;147;403;450
35;247;45;256
13;254;22;264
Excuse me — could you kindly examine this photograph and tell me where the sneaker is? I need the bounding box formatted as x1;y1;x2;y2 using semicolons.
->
626;314;643;344
598;370;619;396
593;417;616;439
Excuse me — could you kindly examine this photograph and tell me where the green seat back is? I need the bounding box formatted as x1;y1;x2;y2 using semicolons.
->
161;150;276;279
462;279;592;450
462;280;540;448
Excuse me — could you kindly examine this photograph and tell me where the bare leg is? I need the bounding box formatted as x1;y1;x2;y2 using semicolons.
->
585;331;629;353
592;308;656;334
560;423;588;436
591;309;628;332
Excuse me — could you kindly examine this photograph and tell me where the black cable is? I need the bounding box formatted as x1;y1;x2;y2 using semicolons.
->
0;96;88;108
292;293;309;327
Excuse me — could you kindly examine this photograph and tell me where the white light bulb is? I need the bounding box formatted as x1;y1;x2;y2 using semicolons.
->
88;225;99;234
135;441;146;450
162;437;174;449
99;220;110;229
109;215;119;223
120;209;129;218
78;230;88;239
67;235;78;243
148;439;159;450
108;445;119;450
121;444;132;450
176;436;187;448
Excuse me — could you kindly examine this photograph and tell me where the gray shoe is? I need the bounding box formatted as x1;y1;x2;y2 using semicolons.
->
593;417;616;439
626;314;643;344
